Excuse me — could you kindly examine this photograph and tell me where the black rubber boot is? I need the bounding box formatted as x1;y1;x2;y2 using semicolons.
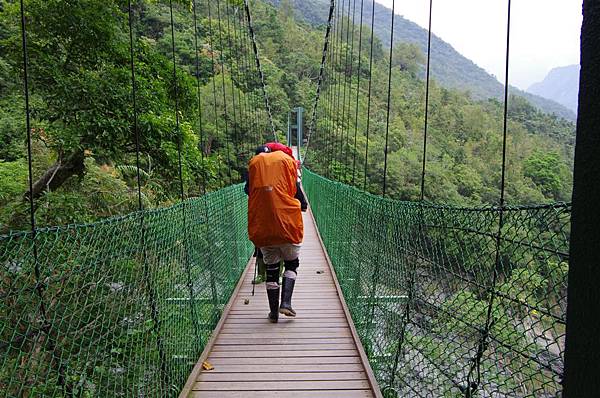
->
267;287;280;323
279;277;296;317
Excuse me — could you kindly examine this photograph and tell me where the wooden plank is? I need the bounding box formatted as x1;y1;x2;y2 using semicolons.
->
207;356;362;365
220;327;351;333
224;318;348;324
201;363;366;373
217;332;352;338
215;338;355;345
225;316;346;321
212;344;358;351
230;305;344;311
208;350;359;358
190;390;374;398
237;292;340;297
228;308;343;312
196;372;367;382
192;380;372;391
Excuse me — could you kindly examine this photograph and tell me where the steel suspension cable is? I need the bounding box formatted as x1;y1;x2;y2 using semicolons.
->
467;0;513;394
243;0;277;142
127;0;169;385
190;0;221;328
192;0;207;193
216;0;234;184
339;0;352;181
326;7;338;176
389;1;434;386
206;0;227;188
381;0;395;197
420;0;433;201
232;8;252;156
351;0;365;185
168;0;202;355
333;0;345;170
343;0;357;183
224;1;241;171
168;0;186;201
331;0;343;175
362;0;376;191
238;10;260;148
304;0;335;166
19;3;55;391
325;3;339;177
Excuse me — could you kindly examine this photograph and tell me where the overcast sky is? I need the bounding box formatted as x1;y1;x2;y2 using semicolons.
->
374;0;582;90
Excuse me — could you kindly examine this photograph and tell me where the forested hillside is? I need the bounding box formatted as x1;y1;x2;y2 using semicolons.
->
265;0;576;121
0;0;574;233
0;0;278;231
262;1;575;204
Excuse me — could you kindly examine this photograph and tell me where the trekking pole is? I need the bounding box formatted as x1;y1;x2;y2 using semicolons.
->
252;256;258;296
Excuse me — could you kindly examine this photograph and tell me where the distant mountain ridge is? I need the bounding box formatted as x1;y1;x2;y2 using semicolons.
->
528;65;580;115
264;0;576;122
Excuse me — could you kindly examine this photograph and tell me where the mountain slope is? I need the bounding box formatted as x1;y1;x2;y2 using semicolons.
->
265;0;576;121
528;64;580;114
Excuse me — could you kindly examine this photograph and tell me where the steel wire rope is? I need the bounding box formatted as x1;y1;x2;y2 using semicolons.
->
243;0;277;142
305;0;335;169
333;0;345;173
328;0;342;176
325;8;338;177
224;0;242;173
351;0;365;185
215;0;239;288
242;10;265;144
362;0;376;191
215;0;234;184
237;10;260;148
420;0;434;201
192;0;207;193
339;0;352;182
344;0;357;184
241;9;262;150
381;0;395;198
324;3;339;177
168;0;202;360
206;0;228;187
466;1;513;394
126;4;169;385
304;0;335;167
392;4;434;384
191;0;220;337
18;1;58;394
232;8;253;156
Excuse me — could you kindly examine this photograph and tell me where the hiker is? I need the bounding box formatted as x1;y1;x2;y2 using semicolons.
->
247;145;306;322
244;144;307;285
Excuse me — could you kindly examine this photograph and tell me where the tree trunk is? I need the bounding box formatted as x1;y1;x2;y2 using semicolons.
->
563;1;600;396
25;151;85;201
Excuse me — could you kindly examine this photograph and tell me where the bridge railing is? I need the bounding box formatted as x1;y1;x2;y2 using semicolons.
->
303;168;569;397
0;184;253;397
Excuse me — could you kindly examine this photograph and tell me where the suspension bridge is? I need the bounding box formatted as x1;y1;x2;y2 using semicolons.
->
1;0;597;397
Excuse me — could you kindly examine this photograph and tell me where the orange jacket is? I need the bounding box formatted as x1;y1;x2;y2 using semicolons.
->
247;151;304;247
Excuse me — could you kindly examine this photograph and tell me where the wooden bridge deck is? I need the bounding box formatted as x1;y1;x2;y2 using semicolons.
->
180;210;381;397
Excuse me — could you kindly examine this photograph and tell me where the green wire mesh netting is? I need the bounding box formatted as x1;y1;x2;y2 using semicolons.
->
303;169;569;398
0;184;253;397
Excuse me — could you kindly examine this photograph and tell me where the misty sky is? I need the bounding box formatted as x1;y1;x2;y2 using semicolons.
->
374;0;582;90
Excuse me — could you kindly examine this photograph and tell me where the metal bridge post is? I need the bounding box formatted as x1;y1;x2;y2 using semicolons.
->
563;1;600;396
